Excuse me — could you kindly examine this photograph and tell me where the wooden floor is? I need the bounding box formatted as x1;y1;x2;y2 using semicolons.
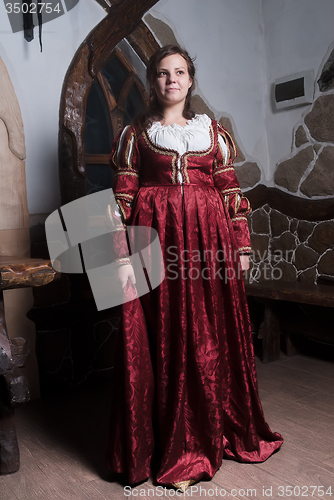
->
1;346;334;500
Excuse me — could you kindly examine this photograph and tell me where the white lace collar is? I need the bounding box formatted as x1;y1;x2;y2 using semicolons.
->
147;114;212;155
149;113;211;132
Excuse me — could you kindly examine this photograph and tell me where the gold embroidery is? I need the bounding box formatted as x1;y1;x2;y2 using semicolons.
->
124;132;135;169
182;160;190;184
142;131;179;184
115;193;134;221
217;128;230;164
238;246;251;253
182;124;214;183
232;214;248;222
107;204;124;226
235;194;241;214
221;187;241;195
225;196;229;211
235;195;252;216
213;167;234;176
115;201;127;221
115;193;134;201
217;123;237;164
218;139;228;166
114;170;139;178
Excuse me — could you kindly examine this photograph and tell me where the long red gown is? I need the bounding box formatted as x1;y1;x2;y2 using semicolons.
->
106;118;283;486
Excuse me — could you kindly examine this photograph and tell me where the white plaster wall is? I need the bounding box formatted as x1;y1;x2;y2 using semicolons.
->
147;0;269;172
1;0;333;216
0;0;268;218
262;0;334;183
0;0;106;215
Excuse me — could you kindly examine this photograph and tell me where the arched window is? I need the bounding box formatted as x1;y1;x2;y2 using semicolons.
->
84;48;147;194
59;0;159;204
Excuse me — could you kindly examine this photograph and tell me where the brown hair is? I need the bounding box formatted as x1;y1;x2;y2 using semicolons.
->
134;45;196;130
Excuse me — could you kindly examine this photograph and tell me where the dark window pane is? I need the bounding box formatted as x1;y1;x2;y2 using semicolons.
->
275;78;304;102
123;84;146;126
85;81;113;154
102;57;128;101
86;164;114;194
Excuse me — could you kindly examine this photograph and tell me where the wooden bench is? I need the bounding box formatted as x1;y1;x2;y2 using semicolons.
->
245;280;334;363
0;257;59;474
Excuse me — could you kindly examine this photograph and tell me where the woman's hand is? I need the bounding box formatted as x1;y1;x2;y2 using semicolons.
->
117;264;136;289
239;255;250;271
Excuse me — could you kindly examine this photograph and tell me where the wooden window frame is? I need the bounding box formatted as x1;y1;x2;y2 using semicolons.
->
59;0;159;204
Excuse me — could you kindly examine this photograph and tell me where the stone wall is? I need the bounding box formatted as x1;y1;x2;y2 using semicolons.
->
247;48;334;285
246;206;334;284
275;50;334;199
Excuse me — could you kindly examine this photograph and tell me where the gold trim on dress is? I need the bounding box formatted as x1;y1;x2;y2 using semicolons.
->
221;187;241;195
106;204;127;227
115;202;127;221
115;193;134;201
245;197;252;215
217;122;237;164
142;131;179;184
124;132;135;169
182;124;215;183
114;170;139;178
218;139;229;166
142;124;215;185
232;214;248;222
225;195;230;211
238;246;252;253
235;193;241;214
213;166;235;176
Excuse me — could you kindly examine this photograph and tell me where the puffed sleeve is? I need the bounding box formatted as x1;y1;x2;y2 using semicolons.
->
106;125;140;266
213;123;252;254
109;124;140;223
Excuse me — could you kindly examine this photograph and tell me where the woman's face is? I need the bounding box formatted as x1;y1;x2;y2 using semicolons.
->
154;53;193;109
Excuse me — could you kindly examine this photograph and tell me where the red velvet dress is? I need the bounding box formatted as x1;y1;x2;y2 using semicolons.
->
106;118;283;486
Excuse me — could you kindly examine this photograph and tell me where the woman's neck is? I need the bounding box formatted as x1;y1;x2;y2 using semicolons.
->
161;105;188;127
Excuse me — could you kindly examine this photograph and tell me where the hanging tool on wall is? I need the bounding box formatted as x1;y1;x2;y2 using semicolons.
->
22;0;43;52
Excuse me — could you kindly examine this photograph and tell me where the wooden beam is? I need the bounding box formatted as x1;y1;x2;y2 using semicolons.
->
126;21;160;65
246;184;334;221
88;0;160;78
0;257;59;290
85;154;109;165
245;281;334;308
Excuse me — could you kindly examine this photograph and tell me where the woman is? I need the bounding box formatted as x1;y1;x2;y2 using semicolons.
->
106;45;283;492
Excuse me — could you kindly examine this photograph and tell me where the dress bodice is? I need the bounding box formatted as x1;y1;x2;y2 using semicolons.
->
110;115;252;254
147;114;218;155
146;114;228;186
137;117;221;187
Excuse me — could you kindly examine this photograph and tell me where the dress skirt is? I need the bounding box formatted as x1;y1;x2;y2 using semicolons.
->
106;182;283;486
